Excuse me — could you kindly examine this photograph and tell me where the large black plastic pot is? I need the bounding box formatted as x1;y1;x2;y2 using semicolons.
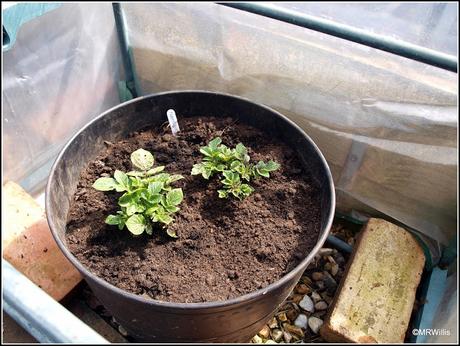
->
46;91;335;342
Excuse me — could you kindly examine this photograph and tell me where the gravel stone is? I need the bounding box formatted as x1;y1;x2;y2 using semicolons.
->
299;295;314;312
294;314;308;329
312;272;324;281
272;329;283;342
308;317;324;334
315;301;328;311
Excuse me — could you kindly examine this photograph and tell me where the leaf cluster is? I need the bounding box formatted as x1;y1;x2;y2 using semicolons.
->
93;148;183;237
191;137;280;200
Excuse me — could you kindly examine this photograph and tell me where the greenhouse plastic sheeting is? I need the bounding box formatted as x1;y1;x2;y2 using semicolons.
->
276;2;458;56
3;3;123;195
426;268;457;343
121;3;457;245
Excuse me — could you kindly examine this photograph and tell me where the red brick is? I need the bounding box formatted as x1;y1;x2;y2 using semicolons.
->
3;181;82;300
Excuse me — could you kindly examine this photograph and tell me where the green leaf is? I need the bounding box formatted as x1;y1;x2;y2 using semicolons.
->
234;143;249;162
129;177;145;189
192;163;213;179
235;143;247;155
231;161;251;181
106;214;122;225
202;169;213;179
200;147;214;157
166;228;178;238
126;203;143;216
125;214;147;235
164;205;179;213
93;177;117;191
166;188;183;206
222;170;233;180
231;190;243;200
145;223;153;235
256;168;270;178
145;166;165;176
115;211;126;230
191;163;204;175
222;171;240;185
127;171;145;177
148;173;169;183
215;163;226;172
143;194;161;205
255;160;280;178
131;148;154;171
217;146;234;161
241;170;252;181
241;183;254;195
154;212;173;225
167;174;184;184
208;137;222;150
148;181;164;195
114;184;127;192
264;160;280;172
118;191;138;207
230;160;242;170
218;189;228;198
114;170;130;191
119;192;144;215
145;206;159;216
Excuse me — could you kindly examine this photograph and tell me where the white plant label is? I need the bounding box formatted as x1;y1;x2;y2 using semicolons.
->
166;109;180;136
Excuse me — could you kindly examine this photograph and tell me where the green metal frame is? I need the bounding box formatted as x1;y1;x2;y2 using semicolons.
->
220;2;457;73
112;3;138;100
2;3;456;343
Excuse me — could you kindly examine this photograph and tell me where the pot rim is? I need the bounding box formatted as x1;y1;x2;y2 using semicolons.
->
45;90;336;310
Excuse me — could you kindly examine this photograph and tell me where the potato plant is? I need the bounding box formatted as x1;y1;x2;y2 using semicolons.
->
191;137;280;200
93;148;183;237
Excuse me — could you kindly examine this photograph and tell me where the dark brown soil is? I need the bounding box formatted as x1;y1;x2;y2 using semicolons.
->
66;116;322;303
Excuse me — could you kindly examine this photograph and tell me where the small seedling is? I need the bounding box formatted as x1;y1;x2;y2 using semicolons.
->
93;148;184;237
217;170;254;200
191;137;280;200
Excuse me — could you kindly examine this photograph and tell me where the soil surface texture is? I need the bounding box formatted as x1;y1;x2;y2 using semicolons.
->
66;116;322;303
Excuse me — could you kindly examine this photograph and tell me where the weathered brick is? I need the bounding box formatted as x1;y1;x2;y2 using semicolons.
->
320;218;425;343
3;181;82;301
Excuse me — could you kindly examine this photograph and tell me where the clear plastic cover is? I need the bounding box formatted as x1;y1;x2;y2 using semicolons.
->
427;268;458;343
1;2;457;339
3;3;123;194
122;3;457;245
